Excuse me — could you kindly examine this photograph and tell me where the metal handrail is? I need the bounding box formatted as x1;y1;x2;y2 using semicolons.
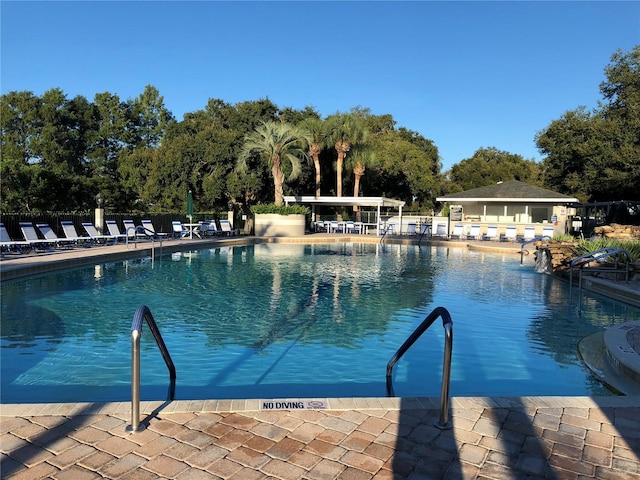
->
127;305;176;433
569;247;630;296
520;236;551;264
379;223;393;245
386;306;453;429
417;223;431;246
126;226;163;263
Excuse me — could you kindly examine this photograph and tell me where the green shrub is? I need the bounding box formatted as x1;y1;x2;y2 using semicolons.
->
250;204;310;215
575;238;640;262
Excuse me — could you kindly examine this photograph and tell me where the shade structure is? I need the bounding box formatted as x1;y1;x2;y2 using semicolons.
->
187;190;194;221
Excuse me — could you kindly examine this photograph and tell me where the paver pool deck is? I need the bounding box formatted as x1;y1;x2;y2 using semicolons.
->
1;235;639;479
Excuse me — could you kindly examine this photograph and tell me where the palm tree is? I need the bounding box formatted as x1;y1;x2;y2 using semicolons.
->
237;121;310;206
299;118;325;198
326;113;368;197
346;145;378;220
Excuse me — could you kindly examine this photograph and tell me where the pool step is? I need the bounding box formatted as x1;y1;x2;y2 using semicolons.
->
603;321;640;385
578;329;640;395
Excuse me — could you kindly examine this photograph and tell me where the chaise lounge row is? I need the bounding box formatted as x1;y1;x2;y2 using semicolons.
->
1;218;240;255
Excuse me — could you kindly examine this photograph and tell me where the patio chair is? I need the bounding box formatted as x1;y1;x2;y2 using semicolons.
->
0;222;30;254
141;219;169;239
502;226;517;242
105;220;128;242
483;225;499;241
82;222;117;245
37;222;77;249
60;221;94;247
467;224;481;240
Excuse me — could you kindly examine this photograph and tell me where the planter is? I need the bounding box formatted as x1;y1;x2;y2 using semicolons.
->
254;213;306;237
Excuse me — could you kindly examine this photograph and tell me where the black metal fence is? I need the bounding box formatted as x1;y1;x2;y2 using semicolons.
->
0;212;230;241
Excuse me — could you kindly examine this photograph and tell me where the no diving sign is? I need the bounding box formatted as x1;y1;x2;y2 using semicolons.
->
260;399;329;410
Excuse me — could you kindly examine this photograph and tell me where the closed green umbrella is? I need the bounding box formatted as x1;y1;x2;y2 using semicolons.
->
187;190;194;222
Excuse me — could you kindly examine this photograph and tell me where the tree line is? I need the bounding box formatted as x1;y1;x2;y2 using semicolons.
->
1;46;638;216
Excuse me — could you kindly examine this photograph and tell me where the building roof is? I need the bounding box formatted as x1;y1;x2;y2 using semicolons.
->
284;196;406;208
436;180;579;203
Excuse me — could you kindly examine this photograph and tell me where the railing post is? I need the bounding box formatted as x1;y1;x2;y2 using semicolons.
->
127;329;144;432
436;322;453;429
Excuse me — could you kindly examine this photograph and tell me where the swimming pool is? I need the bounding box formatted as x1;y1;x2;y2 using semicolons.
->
2;242;639;404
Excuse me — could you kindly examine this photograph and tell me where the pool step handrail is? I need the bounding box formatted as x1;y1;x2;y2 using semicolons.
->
126;225;162;263
520;236;551;264
417;223;431;246
386;306;453;430
127;305;176;433
379;222;393;245
569;247;630;300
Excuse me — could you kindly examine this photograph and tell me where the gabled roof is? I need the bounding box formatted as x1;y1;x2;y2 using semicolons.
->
436;180;579;203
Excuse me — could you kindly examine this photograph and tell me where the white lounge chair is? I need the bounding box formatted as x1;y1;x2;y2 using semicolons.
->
19;222;58;251
1;222;30;253
172;221;187;239
542;226;554;239
220;219;239;236
123;220;145;240
502;226;517;242
105;220;128;242
82;222;117;245
61;221;93;247
450;224;464;239
37;222;77;248
141;220;169;239
523;227;536;242
483;225;498;241
467;224;481;240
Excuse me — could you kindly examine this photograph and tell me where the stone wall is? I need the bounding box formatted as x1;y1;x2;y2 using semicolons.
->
593;223;640;239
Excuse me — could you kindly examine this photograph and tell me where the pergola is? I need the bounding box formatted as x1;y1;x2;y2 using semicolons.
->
283;196;406;234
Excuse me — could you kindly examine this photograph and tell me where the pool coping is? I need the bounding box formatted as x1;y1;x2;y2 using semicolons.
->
3;394;640;418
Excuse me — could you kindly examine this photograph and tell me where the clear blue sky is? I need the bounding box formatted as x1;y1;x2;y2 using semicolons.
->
2;1;638;171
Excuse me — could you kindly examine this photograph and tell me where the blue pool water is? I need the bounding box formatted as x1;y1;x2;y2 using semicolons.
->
2;242;639;404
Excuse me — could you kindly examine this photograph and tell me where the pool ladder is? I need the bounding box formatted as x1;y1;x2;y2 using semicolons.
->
386;306;453;429
127;305;176;433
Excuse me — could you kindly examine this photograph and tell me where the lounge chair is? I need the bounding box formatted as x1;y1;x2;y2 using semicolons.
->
523;226;536;242
37;222;77;249
141;219;169;239
60;221;94;247
105;220;128;242
502;226;517;242
450;224;464;239
19;222;58;251
0;222;30;254
433;222;447;238
123;220;146;240
172;221;187;239
483;225;498;241
219;219;237;236
82;222;117;245
467;224;481;240
542;226;554;239
314;221;329;233
200;220;219;237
